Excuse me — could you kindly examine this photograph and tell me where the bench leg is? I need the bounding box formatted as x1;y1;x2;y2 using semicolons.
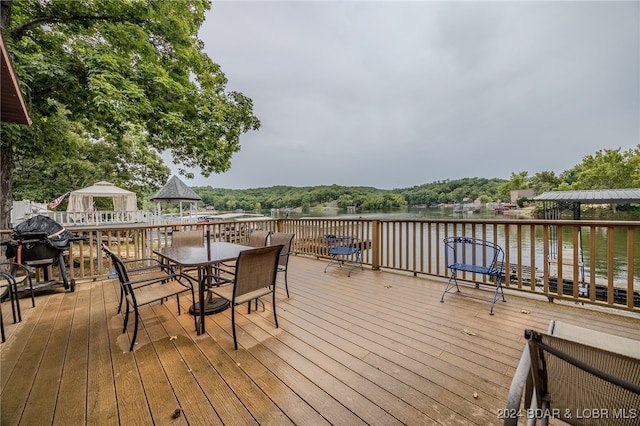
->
441;273;461;302
346;251;363;277
489;278;506;315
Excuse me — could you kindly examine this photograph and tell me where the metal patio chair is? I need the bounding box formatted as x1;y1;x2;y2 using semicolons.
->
102;244;197;351
208;245;282;350
269;232;295;298
0;263;33;343
505;320;640;425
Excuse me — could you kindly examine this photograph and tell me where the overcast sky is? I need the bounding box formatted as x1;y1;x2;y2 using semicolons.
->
177;0;639;190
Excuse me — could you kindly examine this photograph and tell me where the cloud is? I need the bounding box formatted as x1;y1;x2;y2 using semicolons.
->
176;1;639;190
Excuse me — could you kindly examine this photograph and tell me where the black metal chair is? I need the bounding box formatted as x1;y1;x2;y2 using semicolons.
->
248;229;270;247
102;244;197;351
105;250;176;314
269;232;295;298
0;261;35;308
218;229;271;277
208;245;282;350
505;320;640;425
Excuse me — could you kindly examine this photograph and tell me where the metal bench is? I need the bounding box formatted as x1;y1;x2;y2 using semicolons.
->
441;236;505;314
504;320;640;425
324;234;363;277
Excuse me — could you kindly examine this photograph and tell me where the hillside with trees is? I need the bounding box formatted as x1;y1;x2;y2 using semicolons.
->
189;146;639;214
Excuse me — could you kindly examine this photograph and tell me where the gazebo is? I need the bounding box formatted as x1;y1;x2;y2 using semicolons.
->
67;181;137;213
150;176;202;219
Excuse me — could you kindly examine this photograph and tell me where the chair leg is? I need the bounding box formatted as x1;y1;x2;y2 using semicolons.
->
440;274;460;302
123;302;130;332
191;289;197;333
272;290;278;329
130;308;139;352
9;281;21;323
118;287;124;313
284;269;290;298
0;306;4;343
27;275;35;308
232;305;238;350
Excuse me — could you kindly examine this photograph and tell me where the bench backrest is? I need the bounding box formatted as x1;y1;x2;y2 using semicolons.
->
444;236;504;276
325;234;359;256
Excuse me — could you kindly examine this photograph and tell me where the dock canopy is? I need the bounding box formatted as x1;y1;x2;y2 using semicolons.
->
533;188;640;204
533;188;640;219
67;181;137;212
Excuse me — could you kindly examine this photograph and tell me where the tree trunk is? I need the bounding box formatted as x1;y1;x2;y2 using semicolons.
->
0;1;12;30
1;0;13;230
0;141;14;229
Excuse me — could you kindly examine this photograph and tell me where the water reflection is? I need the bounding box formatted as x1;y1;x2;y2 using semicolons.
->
278;206;639;289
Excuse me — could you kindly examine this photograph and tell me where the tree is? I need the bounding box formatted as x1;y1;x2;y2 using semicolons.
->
528;171;561;195
0;0;260;228
568;146;640;189
497;172;529;201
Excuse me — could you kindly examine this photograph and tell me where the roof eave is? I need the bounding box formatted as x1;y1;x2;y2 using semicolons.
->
1;31;31;125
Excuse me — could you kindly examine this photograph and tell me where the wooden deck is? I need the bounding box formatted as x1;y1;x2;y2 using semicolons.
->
2;255;639;425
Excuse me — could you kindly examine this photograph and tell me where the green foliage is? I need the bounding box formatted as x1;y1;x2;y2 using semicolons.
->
497;172;529;200
193;185;398;212
2;0;259;217
528;171;561;195
561;146;640;190
398;178;504;206
192;179;504;212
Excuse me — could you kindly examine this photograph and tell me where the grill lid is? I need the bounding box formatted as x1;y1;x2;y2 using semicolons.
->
11;215;73;249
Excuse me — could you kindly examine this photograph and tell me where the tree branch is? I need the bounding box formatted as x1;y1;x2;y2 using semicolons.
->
11;15;144;40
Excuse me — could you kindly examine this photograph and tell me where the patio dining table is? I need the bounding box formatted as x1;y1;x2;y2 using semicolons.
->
153;241;252;334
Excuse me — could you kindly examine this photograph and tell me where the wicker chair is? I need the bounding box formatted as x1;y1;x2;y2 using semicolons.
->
171;229;204;247
102;244;197;351
208;245;282;350
269;233;295;298
248;229;270;247
171;229;204;276
504;320;640;425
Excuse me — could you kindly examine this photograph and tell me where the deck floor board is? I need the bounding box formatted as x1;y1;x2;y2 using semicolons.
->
2;255;639;426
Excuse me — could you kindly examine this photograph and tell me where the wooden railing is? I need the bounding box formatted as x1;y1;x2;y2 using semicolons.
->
24;210;148;226
1;217;638;313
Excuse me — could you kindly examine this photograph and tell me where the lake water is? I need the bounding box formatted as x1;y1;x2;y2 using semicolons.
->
277;206;640;288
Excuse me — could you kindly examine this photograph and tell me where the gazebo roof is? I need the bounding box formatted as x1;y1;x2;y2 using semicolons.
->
150;176;202;202
533;188;640;204
71;181;135;196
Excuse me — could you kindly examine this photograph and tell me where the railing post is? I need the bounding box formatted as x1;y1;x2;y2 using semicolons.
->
371;220;380;270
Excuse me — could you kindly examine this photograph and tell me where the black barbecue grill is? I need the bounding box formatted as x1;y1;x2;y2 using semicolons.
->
3;215;77;293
